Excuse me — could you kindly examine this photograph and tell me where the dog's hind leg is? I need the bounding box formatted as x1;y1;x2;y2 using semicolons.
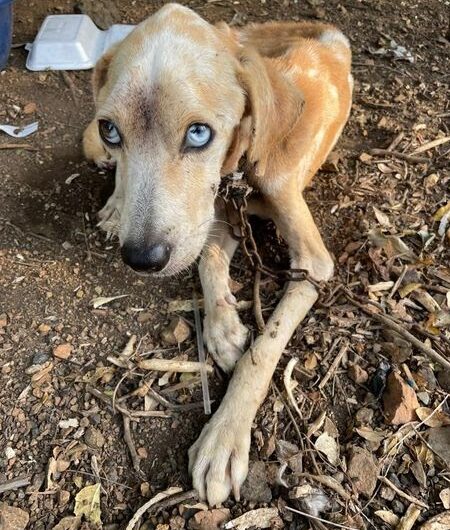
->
83;119;116;170
199;210;249;373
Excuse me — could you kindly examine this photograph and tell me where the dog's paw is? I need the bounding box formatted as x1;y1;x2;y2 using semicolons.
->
94;152;116;171
203;304;248;372
97;195;122;236
189;408;251;506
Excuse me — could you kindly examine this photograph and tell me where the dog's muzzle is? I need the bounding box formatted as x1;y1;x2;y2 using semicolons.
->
121;241;171;273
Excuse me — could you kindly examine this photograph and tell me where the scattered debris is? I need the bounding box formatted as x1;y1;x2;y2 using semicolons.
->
91;294;129;308
347;446;379;497
53;343;73;360
223;508;281;529
383;372;420;425
161;317;191;345
73;484;101;525
0;503;29;530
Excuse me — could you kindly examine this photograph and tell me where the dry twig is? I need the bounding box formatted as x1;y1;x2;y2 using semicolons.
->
122;415;143;478
377;476;429;509
0;476;31;494
368;148;428;164
138;358;213;373
318;344;349;390
253;270;265;331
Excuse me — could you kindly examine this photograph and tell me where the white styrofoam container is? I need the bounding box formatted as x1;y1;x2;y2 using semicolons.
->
26;15;135;71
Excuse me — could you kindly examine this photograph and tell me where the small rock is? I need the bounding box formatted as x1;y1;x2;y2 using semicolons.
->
0;314;8;328
38;323;51;334
23;102;37;114
383;372;419;425
169;515;185;530
391;499;405;515
58;418;79;429
137;312;152;323
0;503;29;530
189;509;230;530
84;427;105;449
161;317;191;345
437;370;450;393
380;484;396;501
32;351;50;365
241;461;272;503
53;343;72;359
356;407;374;425
417;391;430;405
426;426;450;464
5;447;15;459
348;364;369;385
58;490;70;507
347;446;379;497
137;447;148;459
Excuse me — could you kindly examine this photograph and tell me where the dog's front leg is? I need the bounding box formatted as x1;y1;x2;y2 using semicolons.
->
189;279;318;505
200;217;248;372
97;166;123;237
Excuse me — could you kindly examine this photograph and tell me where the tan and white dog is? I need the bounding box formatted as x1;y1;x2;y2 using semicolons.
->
83;3;352;506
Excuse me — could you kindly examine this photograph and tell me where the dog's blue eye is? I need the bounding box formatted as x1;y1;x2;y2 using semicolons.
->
185;123;212;149
99;119;121;147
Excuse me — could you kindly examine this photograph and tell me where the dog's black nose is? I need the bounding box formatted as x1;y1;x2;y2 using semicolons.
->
121;242;171;273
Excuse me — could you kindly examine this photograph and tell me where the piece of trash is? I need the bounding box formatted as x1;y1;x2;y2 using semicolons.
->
65;173;80;185
369;39;415;63
224;508;280;529
193;293;211;415
91;294;129;308
26;15;134;71
0;121;38;138
58;418;79;429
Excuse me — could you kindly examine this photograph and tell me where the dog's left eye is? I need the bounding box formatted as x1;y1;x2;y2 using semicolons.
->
185;123;212;149
99;119;122;147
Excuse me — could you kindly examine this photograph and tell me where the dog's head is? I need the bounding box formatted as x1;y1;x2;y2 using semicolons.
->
93;3;303;276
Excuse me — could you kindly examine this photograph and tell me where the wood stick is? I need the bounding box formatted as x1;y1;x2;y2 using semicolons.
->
369;148;428;164
296;472;353;502
378;476;428;509
122;415;143;478
346;294;450;371
0;143;38;151
318;344;349;390
0;476;31;494
138;358;213;373
412;136;450;154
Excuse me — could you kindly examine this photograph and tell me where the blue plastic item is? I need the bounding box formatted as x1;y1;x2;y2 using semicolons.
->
0;0;14;70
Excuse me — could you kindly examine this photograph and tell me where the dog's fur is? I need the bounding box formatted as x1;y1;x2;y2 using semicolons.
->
83;3;352;506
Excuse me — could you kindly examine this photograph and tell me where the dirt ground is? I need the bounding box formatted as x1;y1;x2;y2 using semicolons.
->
1;0;449;529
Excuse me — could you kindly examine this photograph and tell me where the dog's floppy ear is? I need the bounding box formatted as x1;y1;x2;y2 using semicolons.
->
237;48;305;177
92;44;119;103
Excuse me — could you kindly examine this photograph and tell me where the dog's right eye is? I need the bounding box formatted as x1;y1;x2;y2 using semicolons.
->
99;120;122;147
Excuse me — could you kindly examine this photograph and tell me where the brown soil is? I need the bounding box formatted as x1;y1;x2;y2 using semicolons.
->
1;1;449;529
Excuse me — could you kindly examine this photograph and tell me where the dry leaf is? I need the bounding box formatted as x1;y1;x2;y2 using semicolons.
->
314;432;339;465
433;202;450;221
307;411;326;438
439;488;450;510
369;228;416;261
91;294;129;308
420;511;450;529
399;283;423;298
397;504;421;530
373;207;392;227
224;508;280;529
375;509;400;526
416;407;450;428
74;484;101;525
414;442;435;467
51;516;82;530
356;426;387;444
47;457;58;490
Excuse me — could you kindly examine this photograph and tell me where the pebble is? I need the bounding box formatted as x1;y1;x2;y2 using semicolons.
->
160;317;191;345
356;407;374;425
189;509;230;530
240;461;272;503
38;323;51;334
32;351;50;365
383;372;419;425
437;370;450;393
53;343;72;359
427;426;450;463
5;446;16;459
348;364;369;385
347;446;379;497
391;499;405;515
417;391;430;405
0;503;29;530
84;427;106;449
